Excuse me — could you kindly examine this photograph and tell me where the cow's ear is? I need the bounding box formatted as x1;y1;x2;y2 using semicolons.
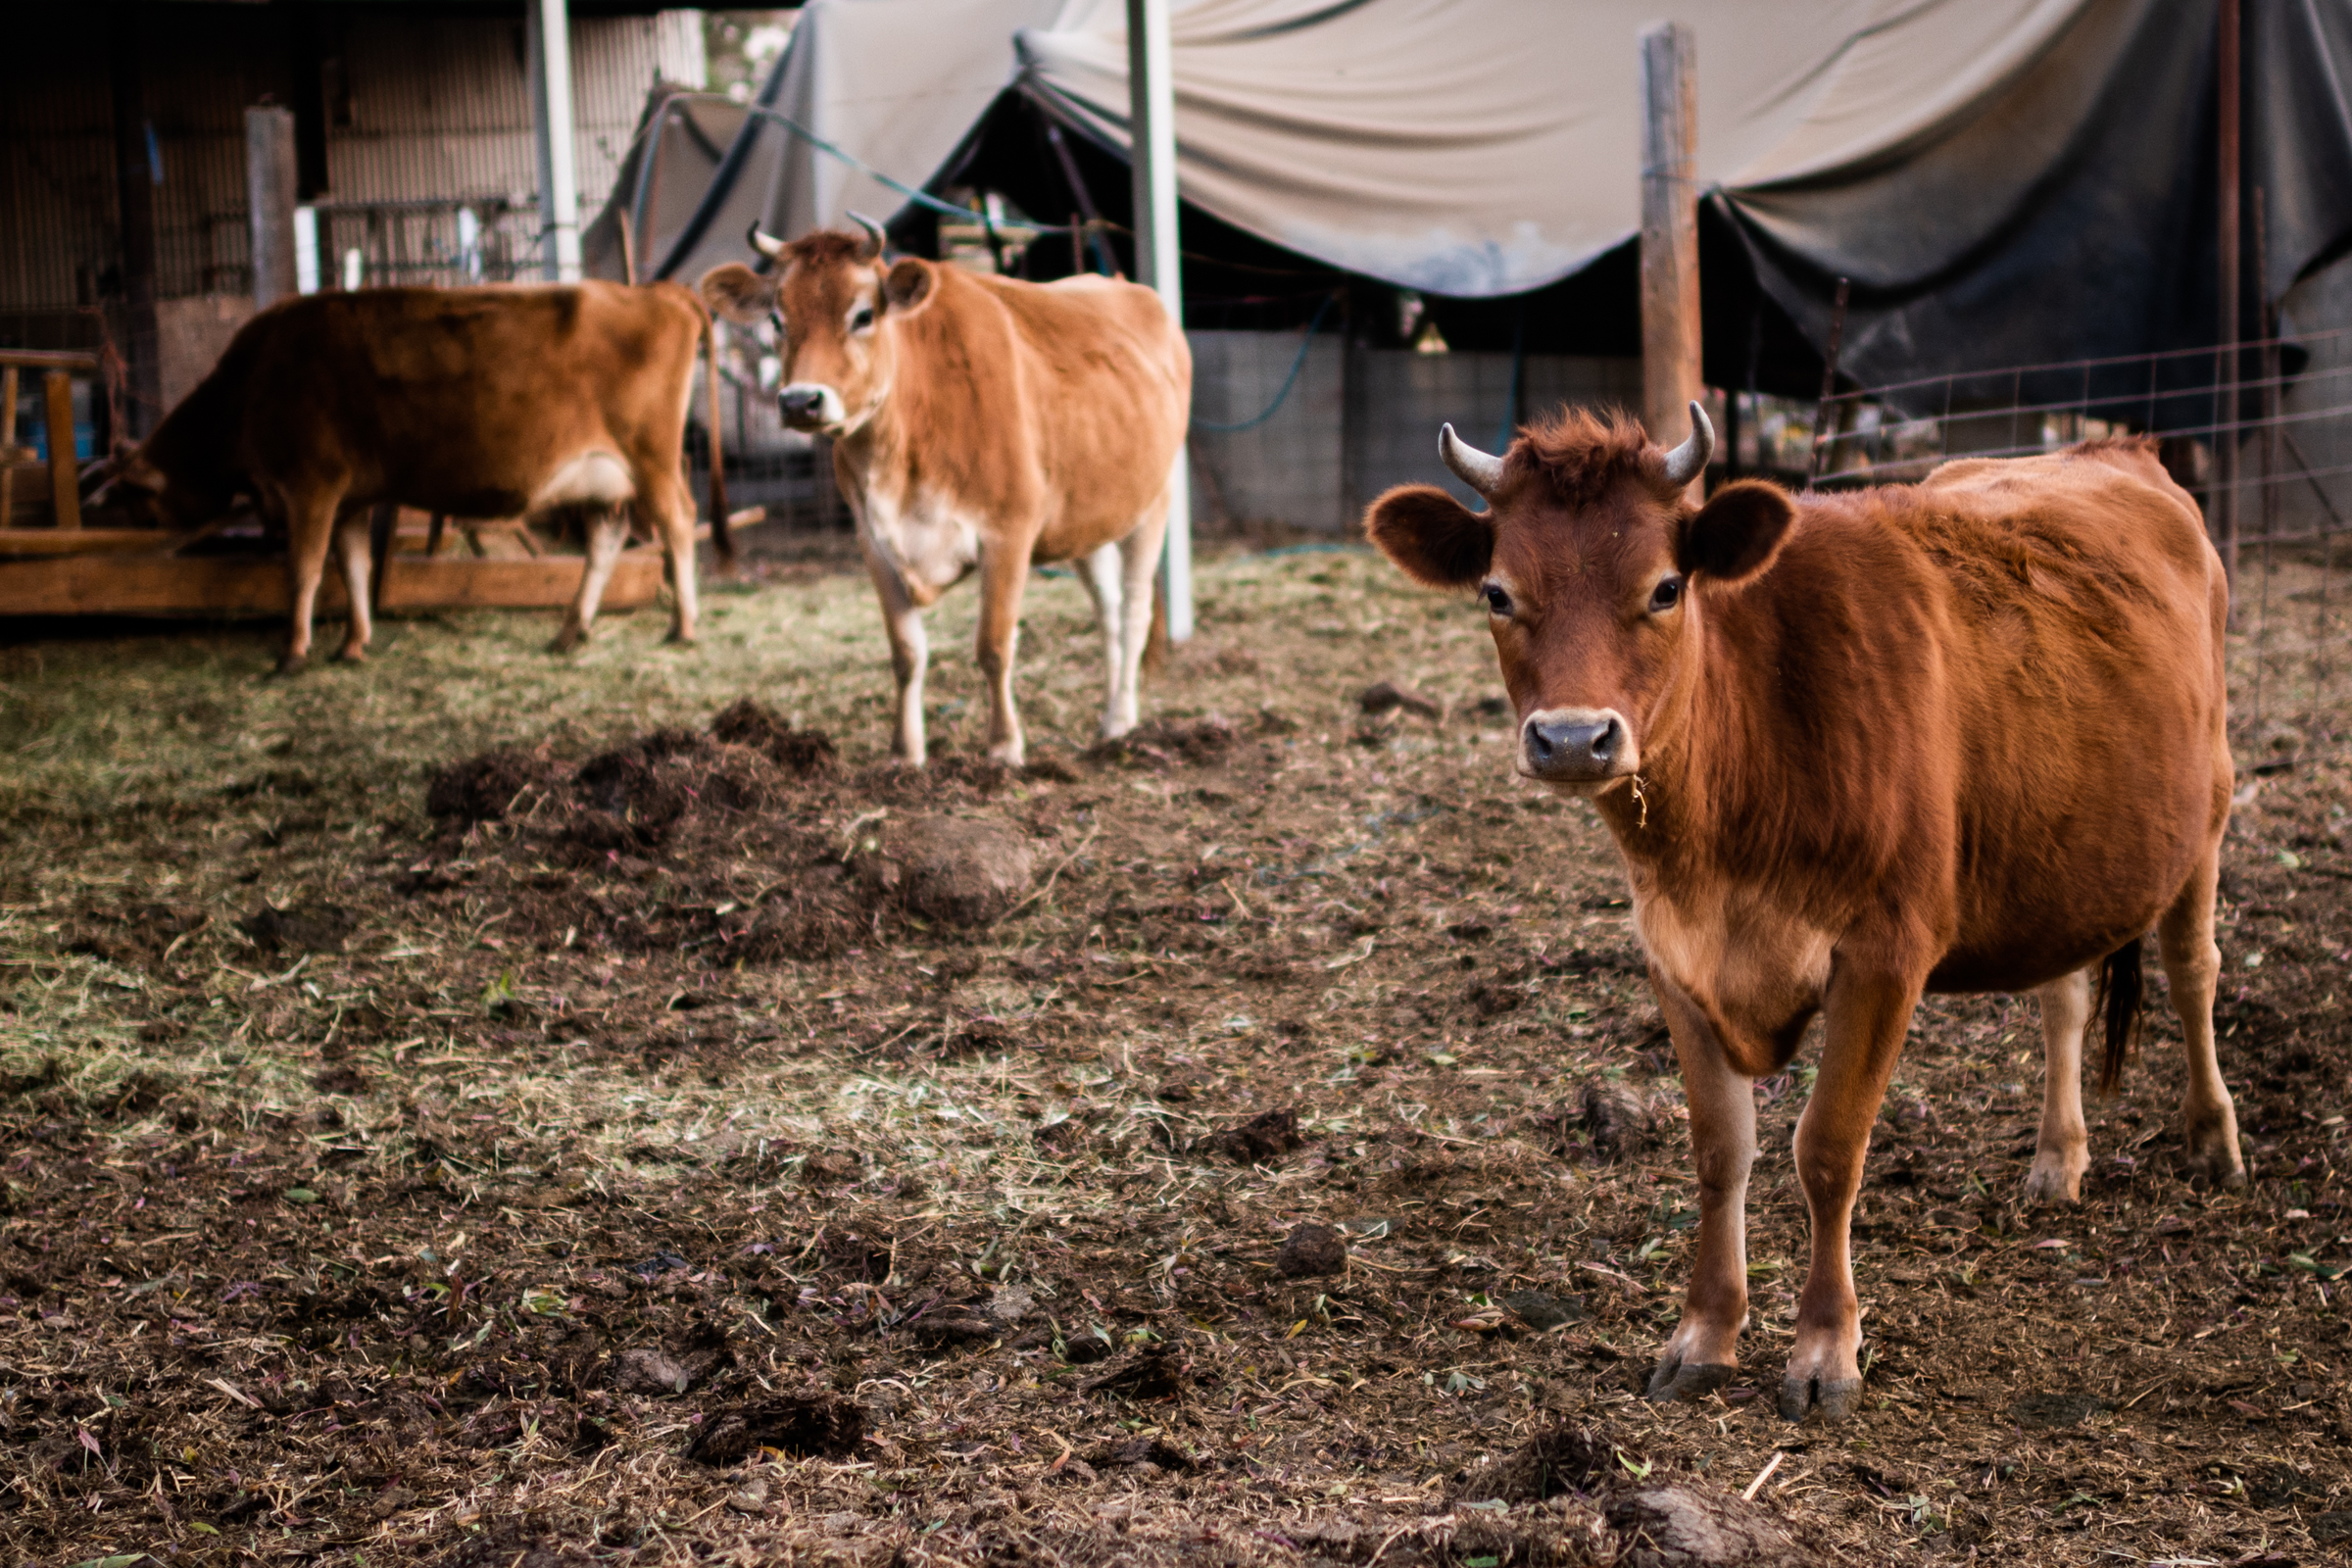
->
1363;484;1494;589
1677;479;1794;585
699;263;775;325
882;258;936;316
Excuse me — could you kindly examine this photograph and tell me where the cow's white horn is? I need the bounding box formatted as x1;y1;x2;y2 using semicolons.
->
1439;423;1505;497
748;224;787;261
1660;400;1715;489
847;211;886;262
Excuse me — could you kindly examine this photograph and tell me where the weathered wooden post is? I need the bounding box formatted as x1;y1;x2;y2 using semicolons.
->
247;106;300;310
1640;21;1703;500
1128;0;1192;640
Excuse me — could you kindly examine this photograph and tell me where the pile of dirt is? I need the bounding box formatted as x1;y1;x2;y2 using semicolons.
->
412;702;1039;960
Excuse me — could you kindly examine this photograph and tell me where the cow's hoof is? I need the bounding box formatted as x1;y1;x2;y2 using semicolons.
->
2183;1112;2246;1189
664;629;697;648
1778;1373;1861;1424
2020;1154;2084;1205
988;746;1026;769
272;654;309;678
333;647;368;665
551;627;586;654
1645;1355;1739;1403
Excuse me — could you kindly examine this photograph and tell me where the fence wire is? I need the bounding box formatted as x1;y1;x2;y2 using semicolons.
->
1758;325;2350;767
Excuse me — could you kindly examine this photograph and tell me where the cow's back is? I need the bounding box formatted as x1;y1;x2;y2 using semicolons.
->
229;283;704;513
902;270;1189;561
1702;439;2228;993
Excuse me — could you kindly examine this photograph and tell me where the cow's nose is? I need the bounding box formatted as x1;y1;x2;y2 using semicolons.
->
1525;713;1621;775
778;386;825;418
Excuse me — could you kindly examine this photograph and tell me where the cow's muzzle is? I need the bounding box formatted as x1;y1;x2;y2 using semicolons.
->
777;382;846;432
1520;707;1637;784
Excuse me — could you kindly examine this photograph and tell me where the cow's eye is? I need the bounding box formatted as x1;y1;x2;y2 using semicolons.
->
1482;584;1512;616
1648;576;1683;612
850;305;875;331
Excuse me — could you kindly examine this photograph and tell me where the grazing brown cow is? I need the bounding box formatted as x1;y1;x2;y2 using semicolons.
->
110;282;724;669
1365;405;2243;1423
700;220;1190;766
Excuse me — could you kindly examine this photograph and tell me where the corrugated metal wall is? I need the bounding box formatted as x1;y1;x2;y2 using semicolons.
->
0;6;704;323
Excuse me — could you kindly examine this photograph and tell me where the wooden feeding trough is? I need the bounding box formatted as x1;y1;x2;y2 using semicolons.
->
0;348;748;622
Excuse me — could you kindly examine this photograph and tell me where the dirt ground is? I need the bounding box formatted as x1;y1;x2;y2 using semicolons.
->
2;533;2348;1568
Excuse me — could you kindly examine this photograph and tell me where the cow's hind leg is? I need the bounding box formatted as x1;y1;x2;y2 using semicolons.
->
1107;497;1170;740
2023;967;2093;1204
1079;541;1126;736
974;542;1031;767
277;487;344;674
1783;961;1918;1423
1645;965;1756;1402
861;541;930;766
2161;842;2246;1188
331;507;378;662
554;506;630;653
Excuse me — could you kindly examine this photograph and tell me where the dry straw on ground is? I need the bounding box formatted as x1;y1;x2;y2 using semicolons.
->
0;537;2347;1566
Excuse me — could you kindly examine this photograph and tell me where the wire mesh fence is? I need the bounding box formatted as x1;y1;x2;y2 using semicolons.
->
1752;325;2352;768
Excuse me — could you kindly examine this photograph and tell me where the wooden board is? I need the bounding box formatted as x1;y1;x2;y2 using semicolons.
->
0;549;662;617
0;529;190;556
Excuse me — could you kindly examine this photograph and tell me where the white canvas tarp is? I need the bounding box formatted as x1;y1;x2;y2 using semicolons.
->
621;0;2352;383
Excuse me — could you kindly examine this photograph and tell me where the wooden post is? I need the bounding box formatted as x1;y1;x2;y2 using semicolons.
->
1640;21;1703;500
2217;0;2240;584
44;371;81;531
247;106;300;309
109;10;162;441
0;366;17;526
1127;0;1192;640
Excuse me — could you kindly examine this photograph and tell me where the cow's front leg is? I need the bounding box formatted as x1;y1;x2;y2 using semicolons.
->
1645;966;1756;1402
974;543;1031;767
1784;958;1918;1423
2024;967;2092;1203
331;508;377;662
555;507;630;653
660;481;700;646
860;543;930;766
278;490;343;674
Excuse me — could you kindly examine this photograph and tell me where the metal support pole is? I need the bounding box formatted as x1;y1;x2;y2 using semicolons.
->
2217;0;2240;585
527;0;583;282
1127;0;1191;641
247;106;299;310
1640;21;1703;501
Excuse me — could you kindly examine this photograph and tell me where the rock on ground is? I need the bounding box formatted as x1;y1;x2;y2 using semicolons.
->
863;816;1036;926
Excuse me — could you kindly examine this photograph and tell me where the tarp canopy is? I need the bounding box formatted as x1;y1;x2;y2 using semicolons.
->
613;0;2352;388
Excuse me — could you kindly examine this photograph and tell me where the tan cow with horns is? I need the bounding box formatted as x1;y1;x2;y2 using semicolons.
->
1364;404;2244;1423
701;220;1191;766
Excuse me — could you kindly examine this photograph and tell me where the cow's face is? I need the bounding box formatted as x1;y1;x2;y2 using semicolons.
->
1363;406;1791;793
701;225;937;438
104;452;216;532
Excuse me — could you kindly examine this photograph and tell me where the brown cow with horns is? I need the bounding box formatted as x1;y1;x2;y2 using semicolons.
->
1365;404;2244;1422
700;219;1190;767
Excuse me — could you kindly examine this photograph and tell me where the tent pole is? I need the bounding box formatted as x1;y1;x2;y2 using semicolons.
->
528;0;584;283
1640;21;1703;501
1127;0;1191;642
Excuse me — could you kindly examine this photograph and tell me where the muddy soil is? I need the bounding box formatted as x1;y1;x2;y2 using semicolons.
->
1;542;2348;1566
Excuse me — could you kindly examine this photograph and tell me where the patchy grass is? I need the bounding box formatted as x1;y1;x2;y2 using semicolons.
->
1;536;2349;1567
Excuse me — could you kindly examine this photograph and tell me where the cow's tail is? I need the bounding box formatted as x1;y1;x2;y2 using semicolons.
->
1142;573;1170;675
700;302;737;575
2093;935;2146;1096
